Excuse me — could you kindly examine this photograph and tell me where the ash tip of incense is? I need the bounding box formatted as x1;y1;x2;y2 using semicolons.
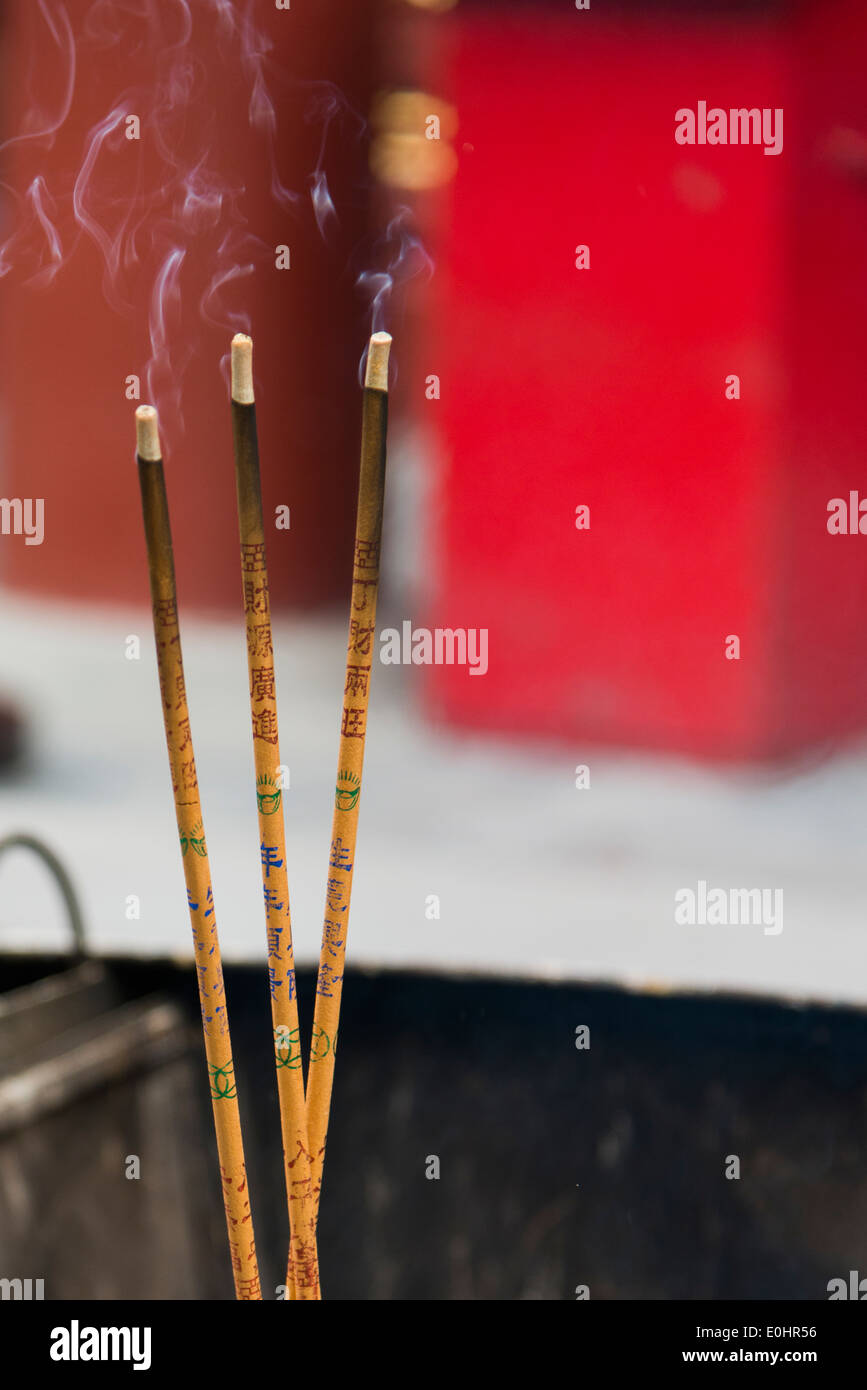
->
135;404;162;461
365;331;392;392
231;333;254;404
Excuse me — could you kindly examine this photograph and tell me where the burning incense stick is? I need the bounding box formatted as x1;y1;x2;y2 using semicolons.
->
305;331;391;1225
135;405;261;1302
230;334;320;1301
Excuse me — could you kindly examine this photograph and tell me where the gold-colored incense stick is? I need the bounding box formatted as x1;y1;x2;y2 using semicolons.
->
135;404;261;1302
305;331;391;1226
230;335;320;1301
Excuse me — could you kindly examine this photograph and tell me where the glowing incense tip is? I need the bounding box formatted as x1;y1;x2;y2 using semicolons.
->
135;404;162;461
231;333;254;404
364;331;392;392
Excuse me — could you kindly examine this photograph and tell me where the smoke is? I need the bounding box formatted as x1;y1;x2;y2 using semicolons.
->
356;206;434;383
0;176;64;286
309;170;338;246
0;2;76;158
26;178;64;287
0;0;432;440
304;80;364;244
147;245;188;419
71;102;138;305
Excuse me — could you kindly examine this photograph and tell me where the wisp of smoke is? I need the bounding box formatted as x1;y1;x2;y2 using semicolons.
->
0;1;76;158
0;0;433;439
357;206;434;383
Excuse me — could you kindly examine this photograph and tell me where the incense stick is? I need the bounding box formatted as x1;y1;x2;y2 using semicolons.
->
305;331;391;1225
230;335;320;1301
135;405;261;1302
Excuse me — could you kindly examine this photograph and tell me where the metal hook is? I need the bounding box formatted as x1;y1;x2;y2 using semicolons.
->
0;834;87;958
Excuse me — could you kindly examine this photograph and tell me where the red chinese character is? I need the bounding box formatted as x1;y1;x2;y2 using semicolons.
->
348;620;375;657
354;538;380;571
181;756;198;791
248;623;273;657
341;706;365;738
352;579;378;612
241;542;266;573
250;666;275;702
153;597;177;628
243;578;269;614
344;664;370;697
253;707;279;744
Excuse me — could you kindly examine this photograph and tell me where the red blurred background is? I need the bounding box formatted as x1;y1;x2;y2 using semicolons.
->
3;0;867;760
0;0;380;610
423;0;867;758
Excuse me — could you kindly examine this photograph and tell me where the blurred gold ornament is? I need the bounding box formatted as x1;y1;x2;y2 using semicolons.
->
370;89;458;190
370;132;458;190
393;0;458;11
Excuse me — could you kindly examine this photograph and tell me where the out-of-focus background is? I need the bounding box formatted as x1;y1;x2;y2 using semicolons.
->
2;0;867;1301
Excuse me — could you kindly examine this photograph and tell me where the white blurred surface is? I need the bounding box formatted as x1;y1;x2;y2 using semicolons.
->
0;591;865;1009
